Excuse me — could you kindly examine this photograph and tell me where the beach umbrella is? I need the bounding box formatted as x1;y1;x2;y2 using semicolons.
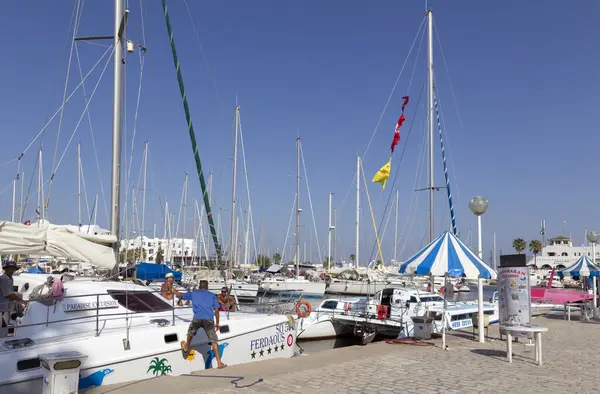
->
557;256;600;278
399;231;497;348
399;231;497;279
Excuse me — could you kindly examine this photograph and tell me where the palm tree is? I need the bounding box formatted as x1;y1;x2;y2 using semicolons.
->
529;240;542;265
155;247;164;264
272;253;282;265
147;357;171;376
350;254;356;265
512;238;526;254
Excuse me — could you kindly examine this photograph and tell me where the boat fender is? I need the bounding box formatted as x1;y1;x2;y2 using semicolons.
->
296;300;312;318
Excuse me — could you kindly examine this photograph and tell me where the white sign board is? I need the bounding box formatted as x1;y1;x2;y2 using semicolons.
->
63;299;119;312
498;266;531;336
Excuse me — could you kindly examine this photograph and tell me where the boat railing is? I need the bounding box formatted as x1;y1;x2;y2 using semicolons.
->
7;288;194;338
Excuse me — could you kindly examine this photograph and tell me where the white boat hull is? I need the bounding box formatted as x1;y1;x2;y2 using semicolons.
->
260;280;326;298
1;315;296;393
208;282;259;301
297;316;338;340
325;281;388;296
1;277;296;393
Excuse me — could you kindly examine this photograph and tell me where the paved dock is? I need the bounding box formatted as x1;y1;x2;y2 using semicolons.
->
88;315;598;393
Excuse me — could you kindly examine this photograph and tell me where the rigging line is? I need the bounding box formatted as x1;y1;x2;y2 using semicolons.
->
299;144;323;266
0;180;15;199
0;158;18;169
125;47;146;190
139;0;147;45
377;190;396;248
367;81;426;261
238;115;258;262
48;0;84;215
433;78;461;202
73;42;110;225
20;45;114;159
182;0;221;101
281;193;297;265
433;21;466;132
79;156;92;226
374;27;425;240
399;121;428;259
46;47;114;200
161;0;223;260
359;160;386;265
434;88;456;235
337;16;427;216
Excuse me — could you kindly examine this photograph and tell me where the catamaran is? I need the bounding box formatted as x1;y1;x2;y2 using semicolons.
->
0;1;296;392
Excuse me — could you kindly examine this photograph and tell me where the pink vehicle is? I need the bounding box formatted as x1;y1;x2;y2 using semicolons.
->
531;269;594;305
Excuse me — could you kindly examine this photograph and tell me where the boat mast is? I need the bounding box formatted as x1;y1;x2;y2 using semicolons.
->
296;137;301;279
327;192;333;270
111;0;127;272
77;142;81;230
355;155;360;269
92;193;98;230
394;189;399;262
141;141;148;245
229;105;240;278
182;173;188;265
333;208;337;266
427;9;434;243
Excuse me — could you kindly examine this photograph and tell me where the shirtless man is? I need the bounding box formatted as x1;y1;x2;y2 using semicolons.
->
216;287;237;312
161;273;175;300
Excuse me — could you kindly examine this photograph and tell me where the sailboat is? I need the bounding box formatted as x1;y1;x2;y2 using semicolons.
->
0;2;296;392
259;138;326;298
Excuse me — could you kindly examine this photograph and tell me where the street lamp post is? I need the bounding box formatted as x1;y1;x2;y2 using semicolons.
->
587;231;598;315
469;196;488;344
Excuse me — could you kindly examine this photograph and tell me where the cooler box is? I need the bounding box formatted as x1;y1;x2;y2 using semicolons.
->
411;316;433;340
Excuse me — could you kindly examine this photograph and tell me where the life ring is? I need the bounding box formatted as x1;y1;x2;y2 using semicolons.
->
295;300;312;318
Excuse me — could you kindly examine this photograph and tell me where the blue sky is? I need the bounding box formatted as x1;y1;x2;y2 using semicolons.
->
0;1;598;265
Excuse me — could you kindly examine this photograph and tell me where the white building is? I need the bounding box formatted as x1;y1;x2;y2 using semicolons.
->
119;236;197;263
528;236;599;269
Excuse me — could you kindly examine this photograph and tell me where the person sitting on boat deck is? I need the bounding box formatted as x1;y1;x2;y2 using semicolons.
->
0;261;27;338
217;287;237;312
161;273;176;300
174;280;226;369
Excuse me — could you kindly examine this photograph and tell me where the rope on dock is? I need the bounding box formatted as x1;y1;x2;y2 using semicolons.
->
181;374;264;389
386;338;435;346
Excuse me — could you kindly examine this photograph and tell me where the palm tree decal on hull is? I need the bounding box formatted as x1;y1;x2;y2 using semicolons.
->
147;357;172;376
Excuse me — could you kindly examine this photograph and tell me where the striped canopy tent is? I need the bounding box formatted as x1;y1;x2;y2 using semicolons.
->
399;231;497;280
557;256;600;278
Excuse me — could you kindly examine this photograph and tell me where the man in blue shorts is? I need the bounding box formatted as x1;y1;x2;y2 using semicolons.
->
174;280;226;369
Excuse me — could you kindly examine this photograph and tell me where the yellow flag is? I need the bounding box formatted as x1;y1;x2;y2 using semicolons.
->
372;159;391;190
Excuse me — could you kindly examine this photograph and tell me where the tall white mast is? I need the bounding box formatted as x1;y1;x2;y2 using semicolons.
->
327;192;333;270
230;106;240;277
182;173;188;265
296;137;301;279
207;171;213;258
355;155;360;268
11;173;16;223
427;9;435;242
77;142;82;230
18;170;24;223
163;200;169;262
244;209;250;266
141;141;148;244
394;189;399;263
92;193;98;230
111;0;127;269
333;207;337;266
38;149;44;223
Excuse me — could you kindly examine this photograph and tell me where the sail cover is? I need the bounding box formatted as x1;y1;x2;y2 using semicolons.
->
0;220;117;269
